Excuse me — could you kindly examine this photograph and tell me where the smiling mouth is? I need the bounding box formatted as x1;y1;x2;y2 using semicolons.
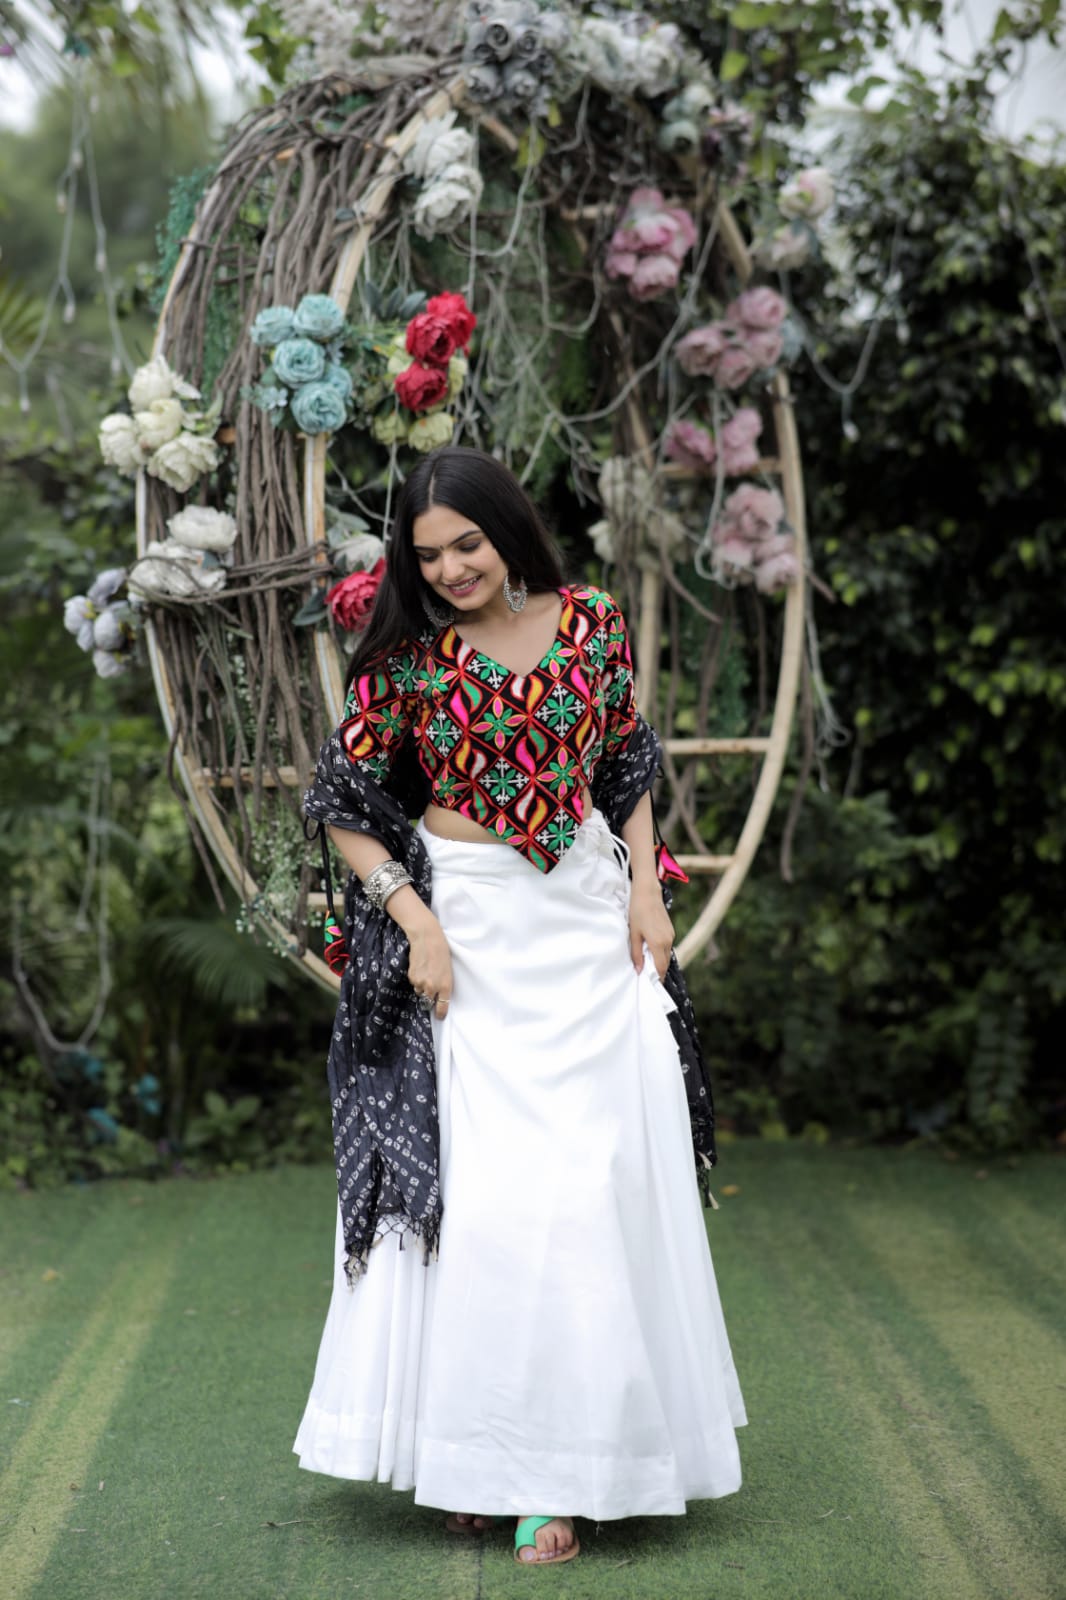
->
446;577;480;595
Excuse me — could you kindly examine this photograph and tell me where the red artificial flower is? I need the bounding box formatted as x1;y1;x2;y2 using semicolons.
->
424;291;476;352
405;310;460;368
326;559;386;632
394;361;449;413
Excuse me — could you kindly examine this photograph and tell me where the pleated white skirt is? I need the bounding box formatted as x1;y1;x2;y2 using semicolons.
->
292;807;747;1520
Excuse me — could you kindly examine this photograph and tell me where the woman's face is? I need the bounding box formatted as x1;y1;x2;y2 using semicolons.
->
411;503;509;615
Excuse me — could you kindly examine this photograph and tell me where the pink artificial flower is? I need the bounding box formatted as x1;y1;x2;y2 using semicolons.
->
751;531;794;563
665;420;718;472
741;328;783;370
661;206;698;263
607;187;697;289
724;483;785;543
628;185;668;215
605;247;638;279
715;345;757;390
630;254;681;300
719;406;762;474
754;549;801;593
712;537;756;579
676;323;729;377
627;214;677;252
730;287;787;331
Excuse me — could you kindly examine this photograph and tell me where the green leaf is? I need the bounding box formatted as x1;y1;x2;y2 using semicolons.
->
730;2;782;27
720;49;749;82
514;126;546;172
292;592;328;626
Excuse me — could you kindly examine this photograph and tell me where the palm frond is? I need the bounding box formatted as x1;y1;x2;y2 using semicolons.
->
141;915;295;1010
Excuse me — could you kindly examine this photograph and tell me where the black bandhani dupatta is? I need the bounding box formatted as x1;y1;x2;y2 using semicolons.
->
303;712;717;1284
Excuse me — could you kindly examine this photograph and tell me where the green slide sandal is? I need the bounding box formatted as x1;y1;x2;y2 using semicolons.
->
513;1515;581;1566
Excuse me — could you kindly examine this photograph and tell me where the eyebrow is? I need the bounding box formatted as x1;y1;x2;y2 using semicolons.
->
412;529;482;553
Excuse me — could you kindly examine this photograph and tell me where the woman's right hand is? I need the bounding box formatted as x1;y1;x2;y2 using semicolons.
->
406;915;454;1018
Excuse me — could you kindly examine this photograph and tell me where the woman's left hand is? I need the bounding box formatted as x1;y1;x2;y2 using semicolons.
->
629;882;674;980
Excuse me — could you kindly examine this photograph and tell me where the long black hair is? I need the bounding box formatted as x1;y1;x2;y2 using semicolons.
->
345;446;569;687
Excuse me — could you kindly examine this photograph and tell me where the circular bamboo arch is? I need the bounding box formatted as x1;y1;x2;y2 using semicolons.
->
142;70;806;990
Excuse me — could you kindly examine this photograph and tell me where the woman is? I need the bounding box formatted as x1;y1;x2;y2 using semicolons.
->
294;446;746;1567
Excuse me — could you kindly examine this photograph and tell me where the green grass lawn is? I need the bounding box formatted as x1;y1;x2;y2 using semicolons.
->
1;1142;1063;1600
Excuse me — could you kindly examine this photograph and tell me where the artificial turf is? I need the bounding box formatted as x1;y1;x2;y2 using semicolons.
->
1;1142;1063;1600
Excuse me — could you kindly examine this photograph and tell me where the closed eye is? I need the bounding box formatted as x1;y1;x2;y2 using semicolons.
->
416;538;482;561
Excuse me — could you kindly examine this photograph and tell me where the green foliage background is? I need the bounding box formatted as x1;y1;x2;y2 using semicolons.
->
2;4;1064;1187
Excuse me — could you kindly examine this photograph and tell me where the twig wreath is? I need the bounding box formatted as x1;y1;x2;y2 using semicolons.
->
80;4;831;984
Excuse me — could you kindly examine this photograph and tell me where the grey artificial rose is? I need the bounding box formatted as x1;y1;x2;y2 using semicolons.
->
250;306;296;348
468;32;495;63
291;380;348;435
323;363;354;401
485;19;516;60
272;337;327;387
504;64;540;102
293;294;347;342
464;61;502;101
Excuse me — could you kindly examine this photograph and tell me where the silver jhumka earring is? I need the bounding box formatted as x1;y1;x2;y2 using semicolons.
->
503;573;528;612
421;589;455;628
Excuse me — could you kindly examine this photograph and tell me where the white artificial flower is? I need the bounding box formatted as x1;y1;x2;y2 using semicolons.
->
167;505;238;553
754;222;811;271
371;410;409;445
63;595;95;651
332;531;386;574
92;647;129;679
577;19;640;93
88;567;127;606
98;413;144;475
405;111;476;181
447;353;468;399
779;166;835;221
407;411;456;452
128;354;200;410
677;80;716;121
134;397;185;452
632;27;681;98
148;431;221;494
588;518;615;563
92;609;127;651
128;539;226;600
597;457;688;565
412;164;484;238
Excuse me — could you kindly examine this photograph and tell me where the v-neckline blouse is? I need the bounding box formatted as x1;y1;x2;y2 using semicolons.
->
340;583;638;873
445;588;566;683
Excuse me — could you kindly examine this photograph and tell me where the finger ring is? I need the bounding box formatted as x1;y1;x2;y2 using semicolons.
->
416;992;436;1012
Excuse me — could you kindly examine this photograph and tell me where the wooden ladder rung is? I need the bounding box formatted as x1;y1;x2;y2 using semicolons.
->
193;765;305;788
665;737;771;756
674;854;732;874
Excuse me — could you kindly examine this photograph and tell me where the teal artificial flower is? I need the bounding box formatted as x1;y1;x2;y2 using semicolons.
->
323;363;354;401
291;380;348;435
294;294;346;342
250;306;297;348
273;337;327;387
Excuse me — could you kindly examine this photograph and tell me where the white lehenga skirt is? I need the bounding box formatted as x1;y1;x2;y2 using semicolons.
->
292;807;747;1520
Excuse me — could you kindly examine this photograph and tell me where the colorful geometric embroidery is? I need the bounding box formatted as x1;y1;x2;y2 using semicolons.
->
340;584;638;874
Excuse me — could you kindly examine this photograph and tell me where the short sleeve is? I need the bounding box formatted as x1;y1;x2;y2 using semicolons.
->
602;601;638;755
340;645;420;784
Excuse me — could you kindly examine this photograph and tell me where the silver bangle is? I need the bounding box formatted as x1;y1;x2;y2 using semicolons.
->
362;860;413;912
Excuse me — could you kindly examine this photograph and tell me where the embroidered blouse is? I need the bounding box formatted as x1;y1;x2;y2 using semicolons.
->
340;583;638;873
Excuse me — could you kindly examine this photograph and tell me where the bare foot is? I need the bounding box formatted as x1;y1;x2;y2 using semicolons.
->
445;1511;491;1533
517;1515;576;1562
